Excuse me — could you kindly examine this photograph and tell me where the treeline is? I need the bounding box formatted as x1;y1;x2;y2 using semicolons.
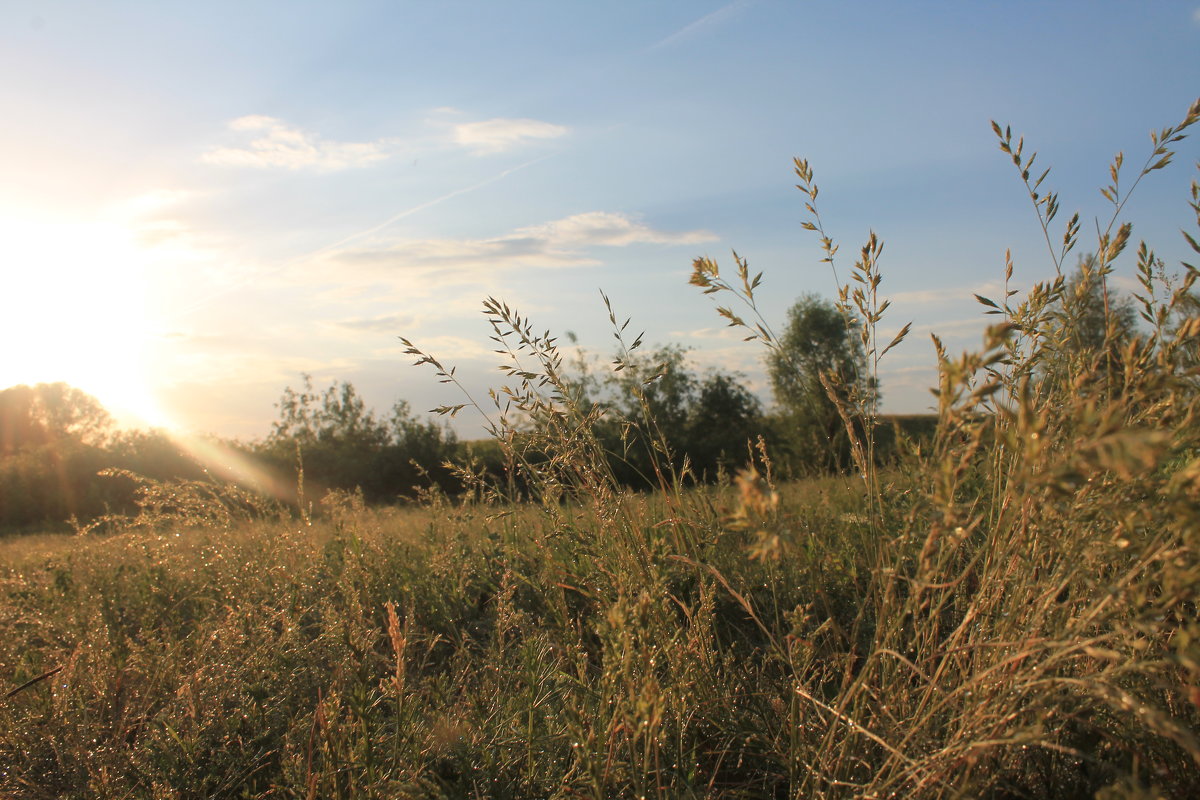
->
0;384;207;532
0;365;760;533
0;380;464;533
1;290;951;533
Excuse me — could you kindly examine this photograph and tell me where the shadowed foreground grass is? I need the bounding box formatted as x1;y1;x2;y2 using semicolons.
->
1;451;1198;799
0;479;873;799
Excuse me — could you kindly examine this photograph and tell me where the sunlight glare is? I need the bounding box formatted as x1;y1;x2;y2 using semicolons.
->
0;216;172;429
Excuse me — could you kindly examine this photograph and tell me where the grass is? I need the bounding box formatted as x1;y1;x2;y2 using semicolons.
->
0;479;864;799
3;99;1200;798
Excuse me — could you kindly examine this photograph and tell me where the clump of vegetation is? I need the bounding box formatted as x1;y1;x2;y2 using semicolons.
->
0;376;463;534
254;373;461;506
1;99;1199;799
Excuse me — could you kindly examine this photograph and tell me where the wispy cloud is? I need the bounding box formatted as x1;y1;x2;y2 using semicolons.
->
202;112;566;170
875;364;940;400
888;317;990;342
668;326;752;342
335;313;415;333
452;117;569;155
1193;6;1200;25
397;335;495;363
675;346;769;396
649;0;754;51
324;211;717;282
515;211;716;247
203;115;394;170
166;152;569;323
107;188;207;248
336;236;584;274
887;281;1004;306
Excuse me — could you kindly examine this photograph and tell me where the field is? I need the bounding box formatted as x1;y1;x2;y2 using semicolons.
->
3;101;1200;798
1;442;1198;799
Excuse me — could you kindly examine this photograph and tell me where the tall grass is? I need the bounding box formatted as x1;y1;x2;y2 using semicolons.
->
2;99;1199;798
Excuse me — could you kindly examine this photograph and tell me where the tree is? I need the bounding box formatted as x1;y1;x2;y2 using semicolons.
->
260;375;458;503
263;375;390;499
768;294;872;412
605;344;698;433
1045;255;1138;390
683;372;764;475
766;294;872;471
0;383;115;528
607;350;767;476
561;343;765;486
269;375;389;448
0;382;112;454
377;399;459;497
1167;286;1200;376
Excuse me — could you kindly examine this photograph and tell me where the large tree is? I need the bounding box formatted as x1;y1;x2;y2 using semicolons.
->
766;294;872;471
0;383;115;528
768;294;871;413
0;382;112;454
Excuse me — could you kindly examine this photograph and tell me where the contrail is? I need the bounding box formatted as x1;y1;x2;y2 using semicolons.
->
648;0;755;51
306;153;554;259
173;153;553;316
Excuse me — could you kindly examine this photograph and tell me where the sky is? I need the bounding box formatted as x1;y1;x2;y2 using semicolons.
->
2;1;1199;441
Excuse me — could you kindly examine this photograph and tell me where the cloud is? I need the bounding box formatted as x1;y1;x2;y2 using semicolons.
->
326;211;717;280
915;317;992;338
1110;275;1143;294
1193;7;1200;25
687;345;767;381
886;281;1004;306
132;219;193;248
104;188;210;248
336;235;589;277
202;112;566;172
668;326;752;342
203;116;394;170
515;211;716;247
335;313;415;333
452;117;568;155
406;335;496;362
875;364;940;398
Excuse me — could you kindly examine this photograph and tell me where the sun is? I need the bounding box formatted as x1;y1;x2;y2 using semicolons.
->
0;215;172;429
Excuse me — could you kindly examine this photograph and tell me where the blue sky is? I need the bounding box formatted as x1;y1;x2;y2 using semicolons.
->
2;1;1198;439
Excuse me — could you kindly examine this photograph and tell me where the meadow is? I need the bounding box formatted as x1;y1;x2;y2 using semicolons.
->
2;100;1199;798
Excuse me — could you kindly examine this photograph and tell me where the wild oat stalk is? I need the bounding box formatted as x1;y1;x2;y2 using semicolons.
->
692;158;911;524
